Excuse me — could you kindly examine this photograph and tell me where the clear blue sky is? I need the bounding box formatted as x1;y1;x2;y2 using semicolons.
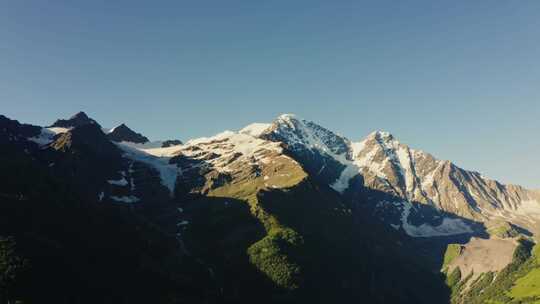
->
1;1;539;188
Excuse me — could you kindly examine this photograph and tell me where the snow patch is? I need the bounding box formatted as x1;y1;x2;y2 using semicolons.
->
239;123;271;137
107;177;129;186
115;143;179;194
47;127;70;135
110;195;140;203
398;201;473;237
28;127;70;146
119;140;168;150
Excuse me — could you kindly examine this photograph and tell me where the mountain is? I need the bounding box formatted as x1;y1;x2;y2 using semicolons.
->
1;111;539;304
255;114;540;237
106;123;150;144
50;111;100;128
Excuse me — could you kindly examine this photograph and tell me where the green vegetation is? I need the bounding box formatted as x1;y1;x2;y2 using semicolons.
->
509;268;540;302
508;243;540;303
207;158;309;291
450;238;537;304
446;267;462;289
247;228;303;290
488;221;520;238
443;244;462;270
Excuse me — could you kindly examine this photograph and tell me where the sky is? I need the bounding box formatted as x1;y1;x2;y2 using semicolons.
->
1;1;539;188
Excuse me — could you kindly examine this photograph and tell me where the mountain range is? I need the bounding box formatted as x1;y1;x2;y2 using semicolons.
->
1;111;539;304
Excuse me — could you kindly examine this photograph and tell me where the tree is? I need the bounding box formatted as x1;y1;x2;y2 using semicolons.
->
0;237;27;304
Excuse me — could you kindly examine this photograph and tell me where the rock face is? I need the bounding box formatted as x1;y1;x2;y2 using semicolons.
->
107;123;149;144
50;111;100;128
260;114;351;186
161;139;182;147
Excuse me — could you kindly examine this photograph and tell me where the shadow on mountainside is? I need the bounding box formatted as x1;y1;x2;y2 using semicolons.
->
166;150;451;303
258;180;452;304
342;174;495;272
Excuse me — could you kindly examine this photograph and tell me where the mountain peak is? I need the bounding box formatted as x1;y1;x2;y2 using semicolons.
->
70;111;89;120
239;123;271;137
50;111;100;129
107;123;149;144
277;113;298;120
366;130;394;142
109;123;129;132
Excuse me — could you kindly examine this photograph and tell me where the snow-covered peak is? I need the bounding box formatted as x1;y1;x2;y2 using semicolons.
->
277;113;298;121
267;113;351;157
239;123;271;137
366;130;396;143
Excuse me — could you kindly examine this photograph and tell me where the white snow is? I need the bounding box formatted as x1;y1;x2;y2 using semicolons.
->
143;145;183;157
116;128;285;193
47;127;70;135
330;138;386;193
177;220;189;226
110;195;140;203
239;123;271;137
118;140;168;149
396;146;415;193
115;143;179;194
98;191;104;202
27;127;69;146
171;130;283;172
421;163;441;189
107;177;129;186
107;125;119;133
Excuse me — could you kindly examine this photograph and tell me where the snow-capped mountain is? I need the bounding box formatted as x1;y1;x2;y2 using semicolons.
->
16;111;540;239
251;114;540;238
112;112;539;239
3;110;539;303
